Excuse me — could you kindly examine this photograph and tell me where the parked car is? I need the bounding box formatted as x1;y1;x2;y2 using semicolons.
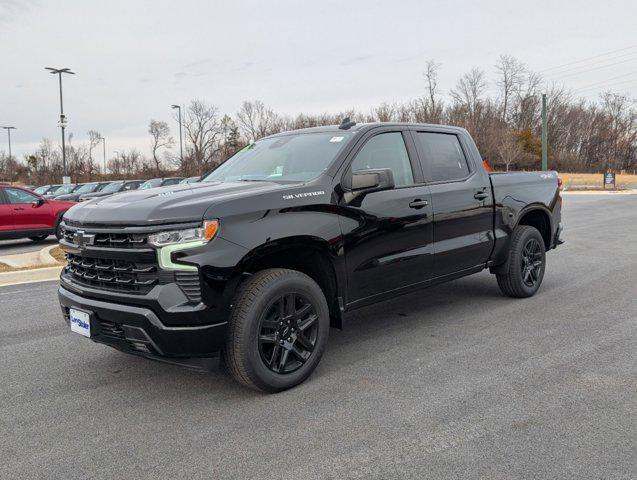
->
139;177;184;189
45;183;80;199
78;180;144;202
59;122;563;392
55;182;112;202
0;185;76;241
179;176;201;184
33;184;62;195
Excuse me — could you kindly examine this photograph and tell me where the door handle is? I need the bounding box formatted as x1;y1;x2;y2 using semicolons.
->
474;191;489;200
409;199;429;209
13;207;24;211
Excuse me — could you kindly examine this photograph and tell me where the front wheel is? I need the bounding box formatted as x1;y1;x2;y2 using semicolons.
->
496;225;546;298
222;268;330;393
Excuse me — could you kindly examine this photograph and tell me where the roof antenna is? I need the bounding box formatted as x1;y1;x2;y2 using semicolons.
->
339;116;356;130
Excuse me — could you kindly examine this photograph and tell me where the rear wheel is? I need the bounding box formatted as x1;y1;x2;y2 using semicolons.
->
496;225;546;298
222;268;330;393
28;235;48;242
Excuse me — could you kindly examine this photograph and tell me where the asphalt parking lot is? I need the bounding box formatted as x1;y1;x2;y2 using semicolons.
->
1;194;635;479
0;236;58;256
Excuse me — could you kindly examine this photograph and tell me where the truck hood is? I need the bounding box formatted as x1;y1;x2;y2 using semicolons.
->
65;181;286;225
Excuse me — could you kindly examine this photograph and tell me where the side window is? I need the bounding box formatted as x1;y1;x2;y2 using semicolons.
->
0;190;7;204
416;132;470;182
5;188;39;204
350;132;414;187
123;182;140;191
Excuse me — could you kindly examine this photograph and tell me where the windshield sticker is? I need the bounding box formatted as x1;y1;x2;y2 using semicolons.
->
282;190;325;200
329;136;344;143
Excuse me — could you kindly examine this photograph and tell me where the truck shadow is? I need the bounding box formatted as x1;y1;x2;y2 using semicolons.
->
97;272;510;397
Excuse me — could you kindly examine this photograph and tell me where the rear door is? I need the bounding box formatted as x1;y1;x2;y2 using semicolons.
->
339;127;434;306
5;187;54;230
411;129;493;277
0;189;15;233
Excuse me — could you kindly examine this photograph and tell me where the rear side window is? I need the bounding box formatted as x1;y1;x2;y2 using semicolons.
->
350;132;414;187
5;188;39;204
415;132;470;182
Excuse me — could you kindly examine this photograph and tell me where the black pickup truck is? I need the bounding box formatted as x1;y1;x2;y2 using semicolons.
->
58;122;562;392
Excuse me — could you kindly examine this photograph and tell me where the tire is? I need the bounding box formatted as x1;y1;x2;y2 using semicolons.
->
29;235;48;242
222;268;330;393
496;225;546;298
54;218;65;241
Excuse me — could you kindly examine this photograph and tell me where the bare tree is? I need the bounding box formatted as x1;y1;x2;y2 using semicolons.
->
495;55;526;122
182;99;222;173
148;120;174;174
236;100;281;142
497;129;523;171
423;59;443;122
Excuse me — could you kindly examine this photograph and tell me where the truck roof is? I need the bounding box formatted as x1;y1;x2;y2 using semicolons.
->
266;122;467;138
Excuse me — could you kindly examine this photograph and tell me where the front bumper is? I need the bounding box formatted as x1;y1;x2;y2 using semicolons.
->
59;286;227;358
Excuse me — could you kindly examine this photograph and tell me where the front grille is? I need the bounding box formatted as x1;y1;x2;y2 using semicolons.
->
98;320;125;339
60;222;203;303
64;252;159;294
61;229;148;249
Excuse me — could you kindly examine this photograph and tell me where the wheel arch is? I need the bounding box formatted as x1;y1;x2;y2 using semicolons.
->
232;236;345;329
516;205;552;250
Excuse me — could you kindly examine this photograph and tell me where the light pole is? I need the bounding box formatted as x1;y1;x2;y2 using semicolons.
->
1;126;16;183
171;104;183;163
99;137;106;174
45;67;75;183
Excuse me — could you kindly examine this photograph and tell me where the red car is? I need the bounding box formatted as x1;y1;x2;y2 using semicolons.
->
0;185;76;242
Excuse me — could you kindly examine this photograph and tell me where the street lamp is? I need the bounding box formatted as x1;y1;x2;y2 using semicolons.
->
171;104;183;163
1;126;16;183
45;67;75;183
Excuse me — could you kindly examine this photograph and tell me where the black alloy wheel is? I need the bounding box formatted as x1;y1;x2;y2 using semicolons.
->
521;238;543;287
258;293;319;374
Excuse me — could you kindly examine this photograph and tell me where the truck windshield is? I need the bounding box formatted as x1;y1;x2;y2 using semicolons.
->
202;132;351;183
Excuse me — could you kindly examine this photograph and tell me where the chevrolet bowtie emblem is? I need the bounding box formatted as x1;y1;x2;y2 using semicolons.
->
73;231;96;247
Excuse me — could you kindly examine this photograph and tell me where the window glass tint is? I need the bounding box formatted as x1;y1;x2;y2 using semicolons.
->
350;132;414;187
5;188;39;204
123;181;141;191
416;132;470;182
162;178;181;186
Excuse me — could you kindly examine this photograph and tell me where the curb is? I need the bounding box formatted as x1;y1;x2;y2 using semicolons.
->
561;189;637;195
39;244;59;265
0;265;64;287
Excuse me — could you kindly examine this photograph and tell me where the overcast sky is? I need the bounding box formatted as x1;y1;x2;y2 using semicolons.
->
1;0;635;159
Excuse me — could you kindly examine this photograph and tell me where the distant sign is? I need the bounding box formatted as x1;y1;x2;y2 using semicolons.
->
603;172;616;189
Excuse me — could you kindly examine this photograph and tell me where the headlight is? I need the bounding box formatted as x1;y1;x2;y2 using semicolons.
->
148;220;219;247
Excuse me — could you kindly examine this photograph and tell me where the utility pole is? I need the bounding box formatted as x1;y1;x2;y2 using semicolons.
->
99;137;106;174
1;126;16;183
171;104;183;163
45;67;75;183
541;93;548;171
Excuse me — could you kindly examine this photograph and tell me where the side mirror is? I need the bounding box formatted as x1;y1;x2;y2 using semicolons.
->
32;197;45;207
350;168;395;193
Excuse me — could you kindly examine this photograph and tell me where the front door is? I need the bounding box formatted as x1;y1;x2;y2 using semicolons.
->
339;129;434;306
5;188;53;230
412;130;493;277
